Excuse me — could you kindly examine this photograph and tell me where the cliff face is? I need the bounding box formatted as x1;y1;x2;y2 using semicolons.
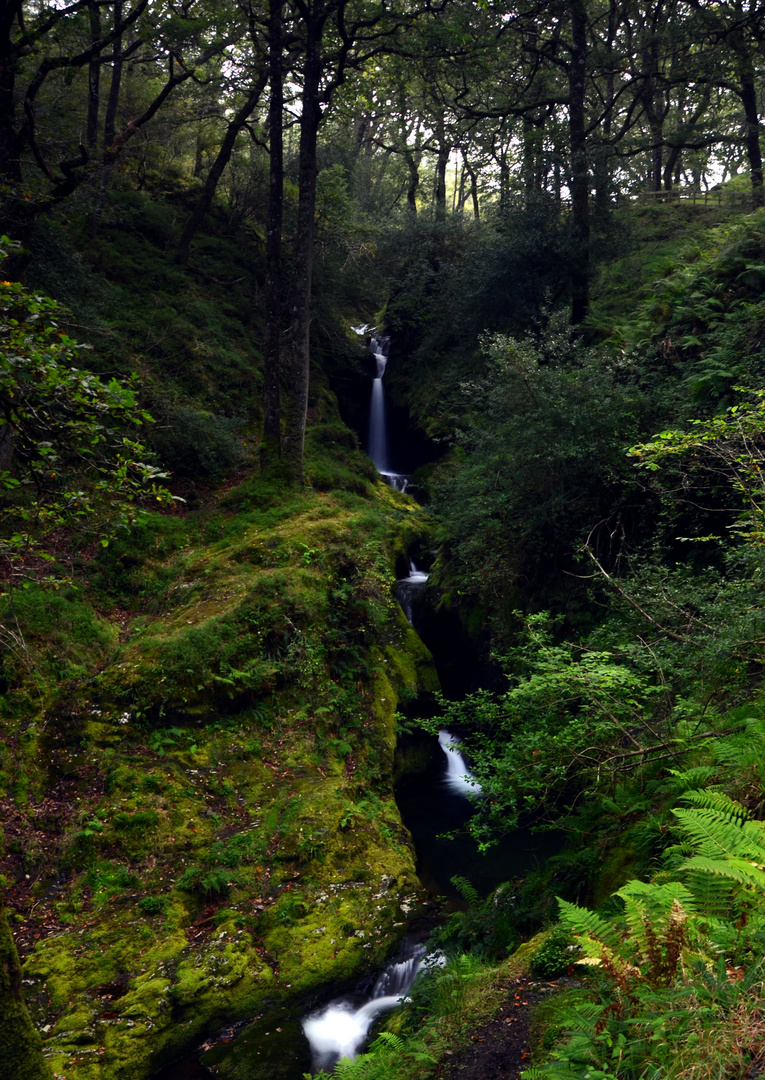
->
0;468;439;1080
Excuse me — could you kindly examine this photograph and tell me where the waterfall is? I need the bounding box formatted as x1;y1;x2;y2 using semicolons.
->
365;333;409;491
302;945;439;1074
368;335;390;473
396;560;429;625
438;730;482;796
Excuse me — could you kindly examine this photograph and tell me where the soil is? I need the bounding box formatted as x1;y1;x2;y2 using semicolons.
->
439;976;546;1080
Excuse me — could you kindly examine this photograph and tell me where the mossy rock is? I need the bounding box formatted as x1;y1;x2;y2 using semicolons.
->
5;470;435;1080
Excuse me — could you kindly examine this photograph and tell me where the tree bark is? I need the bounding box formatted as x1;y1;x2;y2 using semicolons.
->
261;0;284;469
569;0;590;325
86;2;101;151
0;1;22;185
405;149;419;213
739;55;764;207
103;0;124;149
465;158;479;219
283;7;323;485
0;904;52;1080
433;109;449;221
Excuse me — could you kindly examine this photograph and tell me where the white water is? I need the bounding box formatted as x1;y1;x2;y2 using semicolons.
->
368;336;390;473
397;561;429;624
438;730;482;796
366;334;410;491
302;947;429;1074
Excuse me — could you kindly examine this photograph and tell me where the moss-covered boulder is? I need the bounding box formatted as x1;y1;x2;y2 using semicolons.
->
0;471;439;1080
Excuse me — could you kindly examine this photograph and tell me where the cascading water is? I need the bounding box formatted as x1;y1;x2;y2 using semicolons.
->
369;336;389;472
366;334;409;491
302;945;436;1075
396;560;429;625
438;730;482;796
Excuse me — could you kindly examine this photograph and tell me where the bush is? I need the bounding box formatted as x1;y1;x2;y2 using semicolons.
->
529;927;575;979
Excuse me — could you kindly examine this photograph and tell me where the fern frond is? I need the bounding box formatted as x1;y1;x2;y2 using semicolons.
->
684;868;737;917
681;789;751;820
368;1032;406;1054
616;879;696;953
681;854;765;891
666;766;719;793
672;806;765;861
617;878;697;914
450;875;480;906
557;897;622;948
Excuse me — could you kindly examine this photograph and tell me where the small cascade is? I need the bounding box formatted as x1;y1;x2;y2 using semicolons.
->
369;335;389;472
365;333;409;491
396;560;429;625
302;945;433;1075
438;730;482;796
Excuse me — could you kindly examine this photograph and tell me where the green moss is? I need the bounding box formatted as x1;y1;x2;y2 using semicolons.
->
1;464;440;1080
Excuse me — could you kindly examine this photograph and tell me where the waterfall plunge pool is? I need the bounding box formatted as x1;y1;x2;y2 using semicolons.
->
394;728;562;904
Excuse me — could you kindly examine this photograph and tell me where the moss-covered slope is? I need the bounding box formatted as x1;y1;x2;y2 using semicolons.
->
0;468;438;1080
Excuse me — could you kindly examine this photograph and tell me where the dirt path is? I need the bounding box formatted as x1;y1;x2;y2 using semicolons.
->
439;977;543;1080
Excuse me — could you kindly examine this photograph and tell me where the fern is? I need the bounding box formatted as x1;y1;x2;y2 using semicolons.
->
666;765;719;793
672;806;765;861
681;854;765;891
557;897;622;949
681;788;751;820
367;1032;405;1054
450;875;480;906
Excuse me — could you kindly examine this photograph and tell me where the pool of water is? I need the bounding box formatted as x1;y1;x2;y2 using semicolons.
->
395;731;561;902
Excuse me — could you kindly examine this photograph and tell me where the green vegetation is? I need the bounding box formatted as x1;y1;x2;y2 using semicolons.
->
8;1;765;1076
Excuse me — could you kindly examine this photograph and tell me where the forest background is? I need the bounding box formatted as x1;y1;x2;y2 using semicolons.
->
6;0;765;1078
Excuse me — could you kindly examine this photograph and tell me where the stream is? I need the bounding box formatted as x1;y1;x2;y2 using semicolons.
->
153;335;556;1078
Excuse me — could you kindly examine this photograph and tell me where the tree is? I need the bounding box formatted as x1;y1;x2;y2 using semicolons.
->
276;0;442;482
0;0;226;277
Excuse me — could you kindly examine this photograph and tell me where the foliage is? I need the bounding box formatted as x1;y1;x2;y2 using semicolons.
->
309;1031;436;1080
432;611;669;842
526;793;765;1080
529;928;576;980
430;326;645;616
431;878;519;959
629;387;765;548
0;241;176;581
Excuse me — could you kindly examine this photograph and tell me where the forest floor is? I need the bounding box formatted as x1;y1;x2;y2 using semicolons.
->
440;976;548;1080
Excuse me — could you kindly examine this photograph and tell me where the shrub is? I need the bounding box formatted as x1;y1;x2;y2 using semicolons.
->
529;927;575;979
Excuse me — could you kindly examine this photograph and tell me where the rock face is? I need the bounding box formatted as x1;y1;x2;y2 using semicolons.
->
0;473;438;1080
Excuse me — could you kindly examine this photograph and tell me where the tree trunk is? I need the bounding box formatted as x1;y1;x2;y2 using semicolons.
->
261;0;284;469
0;2;21;186
0;1;34;275
177;79;266;265
103;0;124;149
0;426;15;473
405;150;419;213
465;159;479;219
663;144;681;190
739;56;764;207
0;904;52;1080
283;12;323;485
569;0;590;325
86;2;101;151
433;110;448;222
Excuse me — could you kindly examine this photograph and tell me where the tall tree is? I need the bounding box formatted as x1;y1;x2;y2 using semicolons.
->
279;0;438;483
0;0;225;278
